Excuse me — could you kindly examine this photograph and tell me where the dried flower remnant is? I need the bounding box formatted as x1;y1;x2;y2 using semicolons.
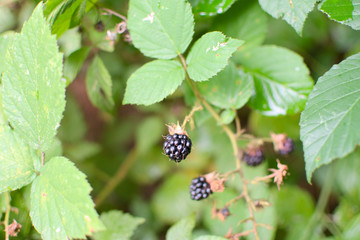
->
270;159;289;190
271;132;294;155
204;171;226;193
211;205;231;221
5;219;22;237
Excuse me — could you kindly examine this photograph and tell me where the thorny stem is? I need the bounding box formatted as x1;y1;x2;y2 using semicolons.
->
224;193;244;208
181;104;203;130
95;149;137;206
101;8;127;21
4;192;10;240
178;54;260;240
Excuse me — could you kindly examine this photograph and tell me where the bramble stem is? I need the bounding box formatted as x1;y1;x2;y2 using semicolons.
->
178;54;260;239
4;192;10;240
101;8;127;21
95;149;137;206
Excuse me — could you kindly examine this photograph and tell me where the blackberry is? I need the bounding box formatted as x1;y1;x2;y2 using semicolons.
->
163;134;192;162
243;148;264;166
163;123;192;162
190;176;212;201
94;21;105;32
278;137;294;155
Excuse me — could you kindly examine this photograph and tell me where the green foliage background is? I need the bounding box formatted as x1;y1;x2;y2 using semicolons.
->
0;0;359;239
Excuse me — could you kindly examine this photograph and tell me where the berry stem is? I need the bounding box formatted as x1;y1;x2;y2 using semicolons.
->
181;103;203;130
101;8;127;21
178;53;260;240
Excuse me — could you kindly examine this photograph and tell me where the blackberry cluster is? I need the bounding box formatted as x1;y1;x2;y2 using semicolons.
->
190;176;212;201
278;138;294;155
163;134;192;162
243;149;264;166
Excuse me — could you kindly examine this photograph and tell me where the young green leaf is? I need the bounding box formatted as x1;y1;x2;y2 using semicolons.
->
0;125;40;194
127;0;194;59
189;0;236;16
64;47;91;85
166;214;196;240
236;45;314;116
1;4;66;152
123;60;185;105
44;0;91;37
300;52;360;182
219;109;236;125
197;62;253;109
30;156;105;240
186;32;243;82
86;56;114;112
212;0;267;51
0;32;15;75
319;0;360;30
259;0;317;35
93;210;145;240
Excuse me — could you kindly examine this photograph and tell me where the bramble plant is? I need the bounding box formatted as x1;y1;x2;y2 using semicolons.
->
0;0;359;240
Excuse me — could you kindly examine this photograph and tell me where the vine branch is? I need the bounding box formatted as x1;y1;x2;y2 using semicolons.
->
178;54;260;240
4;192;10;240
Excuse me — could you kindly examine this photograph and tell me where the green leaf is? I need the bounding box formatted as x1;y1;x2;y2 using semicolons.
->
189;0;236;16
197;62;253;109
236;45;313;116
64;47;91;85
86;56;114;112
123;60;185;105
320;0;360;30
136;117;164;155
127;0;194;59
166;214;196;240
300;52;360;182
0;32;15;75
194;236;227;240
0;125;40;193
93;210;145;240
212;0;268;51
219;109;235;125
44;0;89;37
259;0;317;35
1;4;66;152
30;156;105;240
186;32;243;82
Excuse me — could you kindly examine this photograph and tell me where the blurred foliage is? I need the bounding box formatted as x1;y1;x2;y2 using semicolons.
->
0;0;359;239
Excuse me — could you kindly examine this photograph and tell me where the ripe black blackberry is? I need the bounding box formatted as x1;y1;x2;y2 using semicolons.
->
163;123;192;163
278;137;294;155
243;148;264;166
190;176;212;201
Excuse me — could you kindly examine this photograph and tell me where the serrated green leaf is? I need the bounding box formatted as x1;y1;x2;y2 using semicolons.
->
30;156;105;240
166;214;195;240
219;109;235;125
93;210;145;240
300;52;360;182
197;62;253;109
236;45;313;116
123;60;185;105
186;32;243;82
0;32;15;75
194;236;227;240
0;125;40;194
86;56;114;112
127;0;194;59
189;0;236;16
1;4;66;152
64;46;91;85
259;0;316;35
212;0;267;51
320;0;360;30
136;117;164;155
